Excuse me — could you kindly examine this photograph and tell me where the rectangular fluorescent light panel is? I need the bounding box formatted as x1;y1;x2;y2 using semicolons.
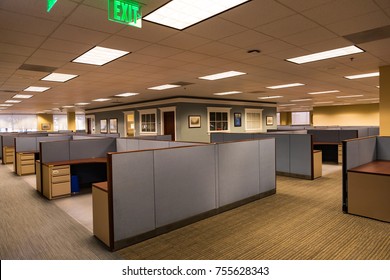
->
307;90;340;95
0;104;13;107
115;92;140;97
42;73;78;82
24;86;50;92
267;83;304;89
199;71;246;80
344;72;379;79
336;95;364;98
92;98;111;102
75;103;90;106
279;104;296;107
258;96;283;100
290;98;312;102
314;101;334;104
144;0;250;30
13;94;33;99
73;46;129;66
287;45;364;64
148;84;181;90
5;100;22;103
213;91;241;96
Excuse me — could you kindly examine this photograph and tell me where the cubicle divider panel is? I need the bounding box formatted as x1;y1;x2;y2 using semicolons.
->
72;136;105;140
111;151;156;242
339;130;358;142
115;138;128;152
154;145;217;227
217;141;260;207
40;141;70;163
2;135;16;147
69;138;116;160
358;137;377;164
210;133;225;143
15;137;37;152
345;141;360;170
289;134;312;178
308;130;339;143
271;134;290;174
138;140;170;150
369;127;380;136
376;137;390;160
259;138;276;192
36;136;72;151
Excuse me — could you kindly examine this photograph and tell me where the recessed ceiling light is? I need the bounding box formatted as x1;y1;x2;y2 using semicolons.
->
148;84;181;90
75;102;90;106
344;72;379;79
13;94;33;99
92;98;111;102
24;86;50;92
286;45;364;64
266;83;305;89
213;91;242;96
144;0;250;30
290;98;312;102
336;95;364;98
279;104;296;107
5;100;22;103
314;101;334;104
258;96;283;100
0;104;13;107
41;73;78;82
357;98;379;101
62;105;75;108
307;90;340;95
72;46;129;66
376;85;380;88
114;92;140;97
199;71;246;80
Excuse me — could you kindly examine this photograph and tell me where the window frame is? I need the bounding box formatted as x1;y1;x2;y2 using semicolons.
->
138;108;158;135
245;108;263;132
207;107;231;133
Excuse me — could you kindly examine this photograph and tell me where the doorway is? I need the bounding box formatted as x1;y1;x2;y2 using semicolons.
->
124;111;135;137
163;111;175;140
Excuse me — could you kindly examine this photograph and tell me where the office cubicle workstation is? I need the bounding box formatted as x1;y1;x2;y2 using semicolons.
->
342;136;390;223
210;132;321;180
92;137;276;251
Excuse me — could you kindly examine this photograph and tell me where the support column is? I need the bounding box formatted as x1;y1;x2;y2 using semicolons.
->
37;114;53;131
67;112;76;132
380;65;390;136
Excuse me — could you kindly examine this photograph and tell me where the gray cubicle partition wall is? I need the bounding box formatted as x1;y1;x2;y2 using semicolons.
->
376;136;390;160
69;138;116;160
116;138;205;152
15;137;37;152
369;127;380;136
109;139;276;250
289;134;312;177
40;141;70;163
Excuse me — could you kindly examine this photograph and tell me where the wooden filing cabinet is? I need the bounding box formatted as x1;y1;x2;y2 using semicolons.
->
36;160;41;193
16;152;35;175
92;182;110;247
42;164;71;199
2;146;15;164
338;144;342;164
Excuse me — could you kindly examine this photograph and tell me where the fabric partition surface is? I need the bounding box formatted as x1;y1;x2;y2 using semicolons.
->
40;141;70;163
36;136;72;151
376;137;390;160
358;137;377;164
138;140;169;150
15;137;37;152
2;136;15;147
154;145;217;227
259;138;276;192
69;138;116;160
111;151;156;241
289;134;312;177
116;139;128;152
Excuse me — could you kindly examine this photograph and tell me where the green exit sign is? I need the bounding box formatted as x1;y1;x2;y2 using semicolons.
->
47;0;57;12
108;0;142;28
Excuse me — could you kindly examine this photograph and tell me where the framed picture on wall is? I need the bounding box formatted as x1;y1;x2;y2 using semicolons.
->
109;118;118;133
41;123;51;130
188;115;201;128
234;112;242;127
266;116;274;126
100;119;108;133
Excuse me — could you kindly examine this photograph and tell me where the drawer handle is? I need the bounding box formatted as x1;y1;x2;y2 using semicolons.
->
52;170;59;175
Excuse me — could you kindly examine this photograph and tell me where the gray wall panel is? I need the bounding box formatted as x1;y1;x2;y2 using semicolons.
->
340;130;358;141
15;137;37;152
154;145;217;227
139;140;169;150
126;139;140;151
112;151;155;241
69;138;116;160
369;127;379;136
273;135;290;173
346;141;360;170
3;136;15;147
218;141;260;207
259;138;276;192
210;133;224;143
41;141;70;163
377;137;390;160
116;139;127;152
358;137;377;164
290;134;312;177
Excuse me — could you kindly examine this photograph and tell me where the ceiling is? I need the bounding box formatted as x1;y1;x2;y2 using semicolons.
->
0;0;389;114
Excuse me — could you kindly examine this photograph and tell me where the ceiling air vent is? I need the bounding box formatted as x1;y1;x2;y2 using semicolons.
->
343;25;390;44
18;64;58;73
171;81;194;86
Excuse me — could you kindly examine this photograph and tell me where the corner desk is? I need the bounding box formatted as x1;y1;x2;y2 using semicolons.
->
40;158;107;200
313;142;342;164
347;160;390;222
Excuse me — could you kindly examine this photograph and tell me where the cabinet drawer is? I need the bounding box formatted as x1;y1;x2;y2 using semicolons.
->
21;159;35;165
21;164;35;174
51;166;70;176
21;154;35;160
52;182;70;197
52;174;69;183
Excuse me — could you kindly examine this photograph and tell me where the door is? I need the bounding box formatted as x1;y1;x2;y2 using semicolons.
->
86;118;92;134
126;112;135;137
163;111;175;140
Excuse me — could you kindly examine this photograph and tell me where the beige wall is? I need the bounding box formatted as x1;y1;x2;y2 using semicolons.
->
313;104;379;126
67;112;76;131
37;114;53;131
380;65;390;136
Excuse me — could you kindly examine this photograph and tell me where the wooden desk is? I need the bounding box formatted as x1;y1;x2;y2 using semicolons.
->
313;142;342;164
41;158;107;200
92;182;110;246
348;161;390;222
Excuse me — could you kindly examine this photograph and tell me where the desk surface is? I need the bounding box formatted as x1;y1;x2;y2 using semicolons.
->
43;157;107;166
313;142;340;145
348;160;390;176
93;181;108;192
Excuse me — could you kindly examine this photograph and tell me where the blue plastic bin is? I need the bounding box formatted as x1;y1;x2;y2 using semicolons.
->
71;175;80;193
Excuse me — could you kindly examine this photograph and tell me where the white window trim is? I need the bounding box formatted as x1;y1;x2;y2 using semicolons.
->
207;107;231;133
159;106;176;140
138;108;157;135
245;108;263;132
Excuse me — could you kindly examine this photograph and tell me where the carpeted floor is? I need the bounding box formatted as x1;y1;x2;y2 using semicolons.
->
0;164;118;260
117;164;390;260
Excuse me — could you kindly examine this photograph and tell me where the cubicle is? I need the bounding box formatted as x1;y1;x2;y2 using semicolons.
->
98;138;276;250
210;133;320;180
342;136;390;222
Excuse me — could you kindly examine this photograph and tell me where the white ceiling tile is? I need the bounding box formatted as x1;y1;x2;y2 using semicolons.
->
276;0;335;12
40;39;91;55
192;42;239;56
51;24;111;45
168;52;211;63
252;39;296;55
301;37;353;52
159;33;210;50
0;53;28;64
186;18;247;40
219;30;273;49
0;42;35;56
282;27;337;46
118;21;177;43
136;44;184;58
100;35;151;53
0;29;45;48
